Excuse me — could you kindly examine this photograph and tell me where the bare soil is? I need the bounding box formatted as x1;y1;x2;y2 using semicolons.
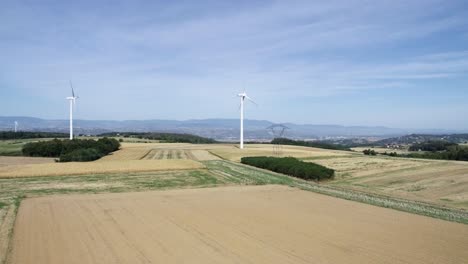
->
9;185;468;264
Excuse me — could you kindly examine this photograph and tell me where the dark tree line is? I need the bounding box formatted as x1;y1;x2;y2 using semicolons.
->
408;140;457;151
0;131;68;140
378;142;468;162
403;145;468;161
271;138;351;151
22;138;120;162
100;132;217;144
241;156;335;181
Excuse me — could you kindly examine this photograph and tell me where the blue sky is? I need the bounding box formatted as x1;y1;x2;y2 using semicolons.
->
1;0;468;129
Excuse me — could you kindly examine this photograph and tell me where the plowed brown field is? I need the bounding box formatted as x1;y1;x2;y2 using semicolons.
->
10;185;468;264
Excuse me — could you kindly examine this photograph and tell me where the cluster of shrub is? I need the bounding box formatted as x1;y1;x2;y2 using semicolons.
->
381;151;398;157
362;149;377;156
0;131;68;140
241;156;335;181
408;140;457;151
100;132;217;144
271;138;351;151
367;141;468;162
22;138;120;162
403;146;468;161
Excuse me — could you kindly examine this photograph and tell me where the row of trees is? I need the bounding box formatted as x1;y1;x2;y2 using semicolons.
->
241;156;335;181
271;138;351;151
404;145;468;161
100;132;217;144
372;143;468;161
22;138;120;162
408;140;457;151
0;131;68;140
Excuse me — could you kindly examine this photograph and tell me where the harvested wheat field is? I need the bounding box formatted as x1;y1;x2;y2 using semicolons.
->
0;159;204;178
210;144;352;162
0;156;55;166
99;142;224;161
10;185;468;264
312;155;468;209
98;143;154;161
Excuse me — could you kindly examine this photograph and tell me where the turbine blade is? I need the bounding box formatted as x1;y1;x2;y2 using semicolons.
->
245;96;257;105
69;80;75;97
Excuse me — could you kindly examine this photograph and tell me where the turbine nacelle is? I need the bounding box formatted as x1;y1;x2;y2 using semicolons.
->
238;92;256;105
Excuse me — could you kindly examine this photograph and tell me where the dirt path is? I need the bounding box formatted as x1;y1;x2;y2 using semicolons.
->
9;185;468;264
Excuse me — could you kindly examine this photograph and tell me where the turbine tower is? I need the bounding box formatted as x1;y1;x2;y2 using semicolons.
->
237;91;256;149
66;81;79;140
14;121;18;133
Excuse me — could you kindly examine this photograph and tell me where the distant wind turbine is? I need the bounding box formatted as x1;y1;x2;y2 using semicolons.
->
237;90;257;149
14;121;18;133
66;81;79;140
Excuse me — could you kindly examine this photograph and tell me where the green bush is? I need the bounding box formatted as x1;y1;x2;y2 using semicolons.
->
59;148;103;162
22;138;120;162
363;149;377;155
241;156;334;181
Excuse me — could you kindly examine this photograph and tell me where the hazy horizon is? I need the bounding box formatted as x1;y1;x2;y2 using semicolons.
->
2;115;468;133
1;1;468;130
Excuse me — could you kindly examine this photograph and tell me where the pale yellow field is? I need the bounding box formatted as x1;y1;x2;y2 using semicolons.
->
210;144;352;162
88;142;347;163
98;142;156;161
309;155;468;209
0;156;55;166
0;159;204;178
190;149;221;160
10;185;468;264
100;142;222;162
313;155;432;178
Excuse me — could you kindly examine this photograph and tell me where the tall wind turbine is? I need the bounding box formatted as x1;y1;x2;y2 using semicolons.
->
66;81;79;140
237;91;256;149
14;121;18;133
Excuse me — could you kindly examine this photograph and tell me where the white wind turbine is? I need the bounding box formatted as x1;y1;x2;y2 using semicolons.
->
66;81;79;140
237;90;257;149
14;121;18;133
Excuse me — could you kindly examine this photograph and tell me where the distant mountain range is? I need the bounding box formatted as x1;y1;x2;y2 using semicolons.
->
0;116;466;140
